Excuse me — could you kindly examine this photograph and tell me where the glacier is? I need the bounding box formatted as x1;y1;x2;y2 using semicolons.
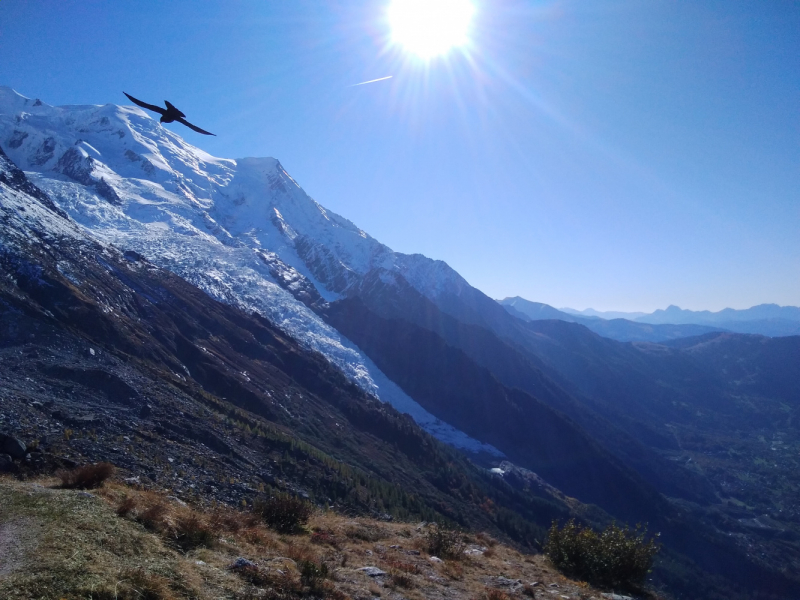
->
0;86;501;457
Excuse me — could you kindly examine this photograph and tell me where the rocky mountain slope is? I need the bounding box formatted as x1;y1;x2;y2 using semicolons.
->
0;87;679;524
1;144;582;546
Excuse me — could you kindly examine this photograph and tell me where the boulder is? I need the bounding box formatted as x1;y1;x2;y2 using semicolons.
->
1;434;27;459
229;557;256;570
0;453;15;472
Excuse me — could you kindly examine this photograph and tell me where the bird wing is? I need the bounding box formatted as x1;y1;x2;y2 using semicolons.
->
177;117;216;136
123;92;166;116
164;100;186;118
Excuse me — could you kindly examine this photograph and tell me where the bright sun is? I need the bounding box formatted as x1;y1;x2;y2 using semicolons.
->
388;0;475;59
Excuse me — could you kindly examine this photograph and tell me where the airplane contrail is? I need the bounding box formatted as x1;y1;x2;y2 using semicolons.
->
350;75;393;87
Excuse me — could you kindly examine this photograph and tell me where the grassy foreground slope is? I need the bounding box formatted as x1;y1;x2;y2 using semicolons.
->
0;476;631;600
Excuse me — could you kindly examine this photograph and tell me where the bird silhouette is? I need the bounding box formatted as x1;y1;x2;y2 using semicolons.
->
123;92;215;136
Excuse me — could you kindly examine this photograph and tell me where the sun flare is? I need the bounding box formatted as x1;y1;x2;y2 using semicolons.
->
388;0;475;59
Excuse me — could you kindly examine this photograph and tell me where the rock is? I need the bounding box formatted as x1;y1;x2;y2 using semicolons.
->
139;404;152;418
229;557;256;570
406;550;420;556
602;595;633;600
358;566;387;577
549;583;559;587
429;556;444;564
488;576;523;592
0;454;16;472
1;434;27;459
493;577;522;587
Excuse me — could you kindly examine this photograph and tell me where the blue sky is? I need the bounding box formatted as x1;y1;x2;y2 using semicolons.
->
1;0;798;311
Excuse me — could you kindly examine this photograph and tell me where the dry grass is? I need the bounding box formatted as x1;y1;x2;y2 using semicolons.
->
484;589;512;600
0;475;649;600
56;462;115;489
0;477;199;600
116;568;176;600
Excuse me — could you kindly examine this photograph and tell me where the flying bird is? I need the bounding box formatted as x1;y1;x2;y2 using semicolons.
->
123;92;216;136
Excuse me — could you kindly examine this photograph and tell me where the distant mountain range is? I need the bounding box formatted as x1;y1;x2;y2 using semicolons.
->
560;307;648;320
501;297;800;340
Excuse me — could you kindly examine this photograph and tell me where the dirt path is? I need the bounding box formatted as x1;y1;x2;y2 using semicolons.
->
0;518;37;578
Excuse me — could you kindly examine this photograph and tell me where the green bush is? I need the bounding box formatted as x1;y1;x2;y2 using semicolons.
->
253;493;313;533
425;523;466;559
544;519;660;590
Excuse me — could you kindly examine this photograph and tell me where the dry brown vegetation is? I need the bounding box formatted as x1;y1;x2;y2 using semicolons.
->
56;461;115;489
253;493;313;534
0;474;658;600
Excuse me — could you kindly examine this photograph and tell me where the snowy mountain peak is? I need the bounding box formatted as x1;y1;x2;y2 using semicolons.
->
0;87;477;305
0;87;501;456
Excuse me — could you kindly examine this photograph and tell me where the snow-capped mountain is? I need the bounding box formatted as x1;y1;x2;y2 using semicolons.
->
0;86;500;456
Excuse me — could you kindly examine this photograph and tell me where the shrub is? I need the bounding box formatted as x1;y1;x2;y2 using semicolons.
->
300;559;329;585
544;519;660;590
384;558;419;574
425;523;466;559
230;562;303;599
139;501;169;530
389;569;415;589
310;529;339;548
210;507;259;533
57;462;115;489
116;494;216;552
116;495;137;517
284;541;319;565
343;523;387;542
253;493;312;533
173;512;215;551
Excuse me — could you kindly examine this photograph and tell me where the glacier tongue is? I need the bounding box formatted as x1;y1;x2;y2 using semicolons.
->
0;86;502;457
